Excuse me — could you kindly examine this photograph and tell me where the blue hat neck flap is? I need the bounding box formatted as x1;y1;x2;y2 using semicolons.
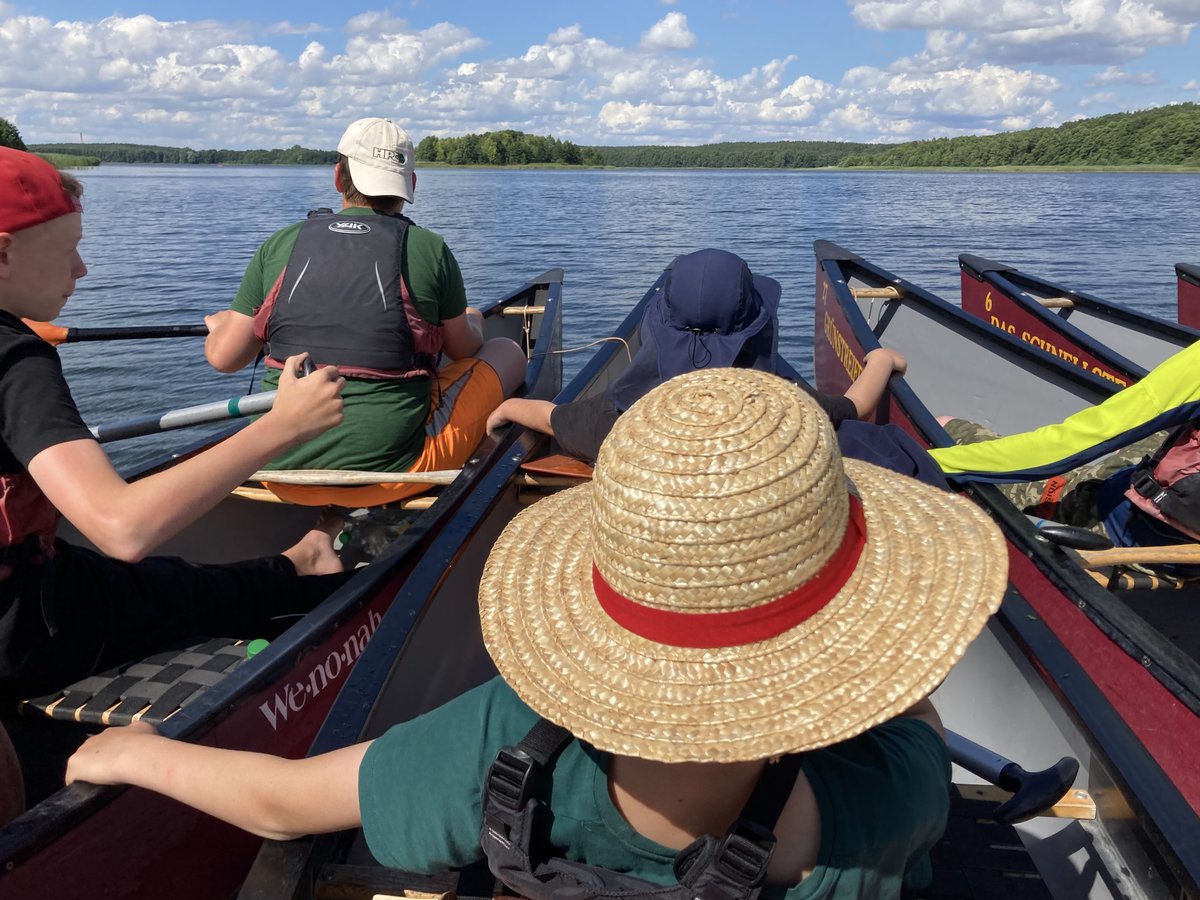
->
608;248;781;412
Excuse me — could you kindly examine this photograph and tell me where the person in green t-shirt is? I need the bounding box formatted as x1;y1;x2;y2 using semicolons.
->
65;369;1008;899
204;117;527;507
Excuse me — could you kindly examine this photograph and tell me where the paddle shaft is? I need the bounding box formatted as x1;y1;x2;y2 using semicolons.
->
25;320;208;345
90;391;276;443
945;730;1008;783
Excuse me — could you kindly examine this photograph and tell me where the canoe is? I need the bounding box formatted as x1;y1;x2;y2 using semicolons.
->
0;270;564;900
1179;263;1200;329
814;240;1200;897
228;263;1198;900
232;265;655;900
958;252;1198;385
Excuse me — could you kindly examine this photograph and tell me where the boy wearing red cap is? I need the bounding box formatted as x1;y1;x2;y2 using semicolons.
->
0;149;349;734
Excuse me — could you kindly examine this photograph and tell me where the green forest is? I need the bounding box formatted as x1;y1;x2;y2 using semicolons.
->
416;130;601;165
588;140;890;168
838;103;1200;168
24;141;337;165
6;101;1199;170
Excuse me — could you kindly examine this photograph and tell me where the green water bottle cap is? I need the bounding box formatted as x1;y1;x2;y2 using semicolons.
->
246;638;270;659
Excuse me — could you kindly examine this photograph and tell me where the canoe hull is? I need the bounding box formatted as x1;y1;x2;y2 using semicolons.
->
959;253;1196;382
1178;262;1200;329
813;241;1200;897
0;270;565;900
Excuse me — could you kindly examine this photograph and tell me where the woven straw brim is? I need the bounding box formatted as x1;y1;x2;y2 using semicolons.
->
478;459;1007;763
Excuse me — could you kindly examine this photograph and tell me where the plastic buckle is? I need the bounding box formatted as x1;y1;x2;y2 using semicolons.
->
1131;469;1164;501
486;746;539;812
714;820;775;888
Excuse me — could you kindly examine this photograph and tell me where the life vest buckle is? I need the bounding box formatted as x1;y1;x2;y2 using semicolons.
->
486;745;539;813
713;820;775;888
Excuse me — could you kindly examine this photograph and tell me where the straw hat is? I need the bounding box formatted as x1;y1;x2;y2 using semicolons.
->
479;368;1007;763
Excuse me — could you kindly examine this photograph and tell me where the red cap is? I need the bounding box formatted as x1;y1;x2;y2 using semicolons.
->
0;147;83;233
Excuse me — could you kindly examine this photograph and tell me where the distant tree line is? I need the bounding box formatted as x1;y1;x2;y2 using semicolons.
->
839;103;1200;168
1;117;25;150
26;142;338;165
13;102;1200;171
416;130;602;166
586;140;891;168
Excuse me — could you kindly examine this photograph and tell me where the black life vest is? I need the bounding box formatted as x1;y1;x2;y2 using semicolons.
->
476;718;802;900
253;209;442;380
1125;423;1200;541
0;472;58;582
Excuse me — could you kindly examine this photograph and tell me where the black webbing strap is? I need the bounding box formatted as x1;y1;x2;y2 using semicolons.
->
738;755;804;828
462;719;574;899
691;755;802;893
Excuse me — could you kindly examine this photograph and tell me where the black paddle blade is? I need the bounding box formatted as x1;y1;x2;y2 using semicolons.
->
1036;521;1114;551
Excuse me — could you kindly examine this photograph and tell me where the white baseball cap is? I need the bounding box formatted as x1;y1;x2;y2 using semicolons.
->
337;117;415;202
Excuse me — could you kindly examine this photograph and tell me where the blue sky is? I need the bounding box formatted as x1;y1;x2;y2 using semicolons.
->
2;1;1198;149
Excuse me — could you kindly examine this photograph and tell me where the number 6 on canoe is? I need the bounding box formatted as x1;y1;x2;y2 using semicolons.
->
89;391;279;443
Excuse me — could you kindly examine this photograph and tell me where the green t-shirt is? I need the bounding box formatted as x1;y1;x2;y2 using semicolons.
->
232;207;468;472
358;678;949;899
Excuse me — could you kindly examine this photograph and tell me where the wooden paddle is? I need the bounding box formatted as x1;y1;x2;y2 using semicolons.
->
24;319;208;346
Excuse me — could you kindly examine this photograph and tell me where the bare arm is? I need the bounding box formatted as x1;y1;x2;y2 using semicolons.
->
205;309;263;372
486;398;556;438
843;348;907;420
29;354;345;561
441;308;484;361
66;722;367;841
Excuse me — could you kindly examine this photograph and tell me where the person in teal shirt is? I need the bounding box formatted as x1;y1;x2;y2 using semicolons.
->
65;368;1008;899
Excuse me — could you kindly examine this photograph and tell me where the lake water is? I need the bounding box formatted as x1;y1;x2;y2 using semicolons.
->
54;164;1200;469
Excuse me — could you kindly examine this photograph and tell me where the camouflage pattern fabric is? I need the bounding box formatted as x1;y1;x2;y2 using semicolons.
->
942;419;1166;534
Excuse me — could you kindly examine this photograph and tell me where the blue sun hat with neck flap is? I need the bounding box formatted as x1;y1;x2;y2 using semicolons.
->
608;248;781;412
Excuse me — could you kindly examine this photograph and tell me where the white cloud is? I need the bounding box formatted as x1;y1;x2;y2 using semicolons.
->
263;21;327;36
640;12;695;50
0;5;1192;150
850;0;1197;63
1087;65;1161;85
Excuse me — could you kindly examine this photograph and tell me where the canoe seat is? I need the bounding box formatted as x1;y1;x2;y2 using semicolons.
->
15;638;249;727
904;786;1052;899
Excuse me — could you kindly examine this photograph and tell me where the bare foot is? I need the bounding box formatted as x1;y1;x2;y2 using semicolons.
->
935;415;958;426
282;508;346;576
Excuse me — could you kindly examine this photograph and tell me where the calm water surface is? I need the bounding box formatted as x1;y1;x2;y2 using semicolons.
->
54;165;1200;468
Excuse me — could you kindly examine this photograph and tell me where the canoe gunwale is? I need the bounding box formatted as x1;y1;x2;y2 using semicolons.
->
0;271;565;891
815;241;1200;898
1176;263;1200;289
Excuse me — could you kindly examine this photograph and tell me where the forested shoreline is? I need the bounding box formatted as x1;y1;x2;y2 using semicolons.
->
6;102;1198;170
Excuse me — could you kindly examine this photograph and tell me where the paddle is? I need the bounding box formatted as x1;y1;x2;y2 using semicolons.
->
90;358;320;444
945;729;1079;823
89;391;278;444
24;320;208;346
